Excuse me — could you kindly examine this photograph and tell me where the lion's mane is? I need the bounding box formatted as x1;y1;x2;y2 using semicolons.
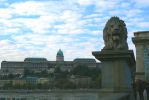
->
103;17;128;50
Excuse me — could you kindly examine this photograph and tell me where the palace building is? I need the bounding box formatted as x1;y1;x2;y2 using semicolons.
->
0;49;100;75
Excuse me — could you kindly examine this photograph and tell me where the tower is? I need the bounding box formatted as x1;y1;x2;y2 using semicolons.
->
56;49;64;62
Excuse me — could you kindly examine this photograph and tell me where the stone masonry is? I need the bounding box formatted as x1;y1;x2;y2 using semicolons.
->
132;31;149;80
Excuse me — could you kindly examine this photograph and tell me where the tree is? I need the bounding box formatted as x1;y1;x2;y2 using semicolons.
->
54;78;75;89
24;69;35;77
71;64;89;76
40;70;48;77
54;66;61;73
8;74;15;79
89;68;101;80
3;81;13;89
24;69;30;76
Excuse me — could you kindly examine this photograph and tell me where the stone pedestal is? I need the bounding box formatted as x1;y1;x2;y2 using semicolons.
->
92;50;135;91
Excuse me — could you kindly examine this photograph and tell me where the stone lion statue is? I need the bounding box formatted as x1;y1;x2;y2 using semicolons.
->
103;17;128;50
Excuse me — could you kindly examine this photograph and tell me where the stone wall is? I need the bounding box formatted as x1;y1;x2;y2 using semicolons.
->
0;90;130;100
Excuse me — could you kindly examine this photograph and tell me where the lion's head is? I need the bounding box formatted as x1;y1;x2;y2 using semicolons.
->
103;17;128;50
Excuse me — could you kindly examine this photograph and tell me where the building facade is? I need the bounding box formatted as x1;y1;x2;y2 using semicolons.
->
12;77;49;86
0;49;100;75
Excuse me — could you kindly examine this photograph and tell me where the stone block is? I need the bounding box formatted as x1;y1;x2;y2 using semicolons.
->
92;50;135;91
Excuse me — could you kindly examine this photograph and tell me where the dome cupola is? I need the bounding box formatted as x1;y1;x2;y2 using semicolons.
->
56;49;64;61
57;49;64;57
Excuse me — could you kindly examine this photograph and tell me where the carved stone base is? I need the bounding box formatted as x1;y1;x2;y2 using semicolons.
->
92;50;135;91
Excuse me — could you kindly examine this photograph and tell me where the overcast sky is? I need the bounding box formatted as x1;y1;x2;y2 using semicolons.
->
0;0;149;63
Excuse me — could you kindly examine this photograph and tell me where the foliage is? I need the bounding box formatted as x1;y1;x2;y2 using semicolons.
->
54;78;75;89
70;64;101;80
2;81;13;89
70;64;89;76
54;66;61;73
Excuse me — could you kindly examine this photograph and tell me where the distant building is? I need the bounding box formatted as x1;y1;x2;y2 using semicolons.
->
1;58;49;75
12;77;39;86
37;78;49;84
73;58;97;68
12;77;49;86
0;49;100;75
69;75;91;88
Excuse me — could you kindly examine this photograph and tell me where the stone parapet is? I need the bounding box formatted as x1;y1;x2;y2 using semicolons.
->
0;90;131;100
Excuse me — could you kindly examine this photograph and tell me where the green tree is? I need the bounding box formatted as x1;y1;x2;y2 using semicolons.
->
8;74;15;79
71;64;89;76
24;69;30;76
40;70;48;77
37;83;42;89
24;69;35;77
89;68;101;80
3;81;13;89
54;78;75;89
54;66;61;73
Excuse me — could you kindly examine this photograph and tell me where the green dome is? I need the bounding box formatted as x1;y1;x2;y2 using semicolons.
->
57;49;64;57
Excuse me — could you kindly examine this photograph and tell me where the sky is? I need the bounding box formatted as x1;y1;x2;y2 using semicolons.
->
0;0;149;63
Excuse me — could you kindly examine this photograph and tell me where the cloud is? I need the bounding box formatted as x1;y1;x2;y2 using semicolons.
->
9;1;48;16
11;17;56;34
77;0;95;6
134;0;149;7
0;8;12;19
0;0;148;65
138;22;149;28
